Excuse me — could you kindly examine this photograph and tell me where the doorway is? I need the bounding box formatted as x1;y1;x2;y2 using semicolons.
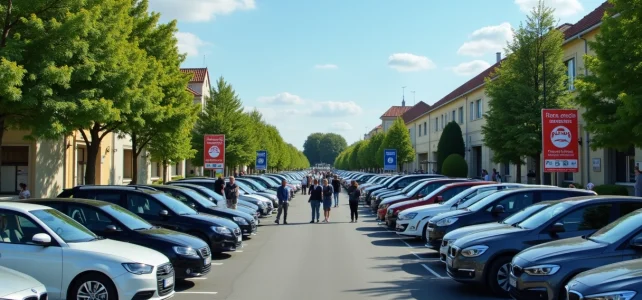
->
1;146;29;194
472;146;482;178
76;146;86;186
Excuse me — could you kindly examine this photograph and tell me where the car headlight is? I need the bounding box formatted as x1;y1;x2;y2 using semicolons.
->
258;202;266;208
173;246;199;257
212;226;233;236
436;217;458;226
400;212;418;220
122;263;154;275
460;245;489;257
584;291;636;300
233;216;249;225
523;264;560;276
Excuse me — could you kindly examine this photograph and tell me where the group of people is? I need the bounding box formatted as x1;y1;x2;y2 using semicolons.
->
213;175;240;209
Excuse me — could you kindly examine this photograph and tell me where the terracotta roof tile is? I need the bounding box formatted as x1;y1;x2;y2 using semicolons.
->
180;68;209;83
381;106;412;118
402;101;431;124
563;2;610;40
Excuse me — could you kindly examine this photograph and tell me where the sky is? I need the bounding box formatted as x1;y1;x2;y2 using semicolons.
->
148;0;605;150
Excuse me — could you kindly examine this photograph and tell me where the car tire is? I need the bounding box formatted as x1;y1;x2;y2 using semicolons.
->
487;256;512;297
421;223;429;242
69;273;118;300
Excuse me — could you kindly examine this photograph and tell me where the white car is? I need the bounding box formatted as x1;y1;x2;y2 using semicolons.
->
0;265;47;300
395;184;525;239
0;202;175;300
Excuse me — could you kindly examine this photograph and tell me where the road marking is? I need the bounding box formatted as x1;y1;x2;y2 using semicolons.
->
211;263;223;266
421;264;445;278
234;250;244;253
188;278;208;280
176;292;219;294
401;239;419;249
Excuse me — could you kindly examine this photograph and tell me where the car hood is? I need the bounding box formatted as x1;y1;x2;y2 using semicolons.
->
68;238;168;265
381;194;409;204
365;185;383;192
0;266;42;297
389;200;416;210
573;259;642;288
189;212;240;229
516;237;605;264
399;203;441;216
444;222;506;241
243;194;271;202
430;209;473;222
453;225;523;247
139;227;209;248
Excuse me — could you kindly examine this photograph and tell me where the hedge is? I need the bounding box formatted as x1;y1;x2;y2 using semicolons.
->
442;154;468;178
593;184;630;196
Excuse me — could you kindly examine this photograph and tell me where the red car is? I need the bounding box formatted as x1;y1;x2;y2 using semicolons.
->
385;181;494;227
377;179;469;221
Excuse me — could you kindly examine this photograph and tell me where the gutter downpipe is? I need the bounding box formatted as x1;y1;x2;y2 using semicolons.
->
580;34;591;185
62;136;67;189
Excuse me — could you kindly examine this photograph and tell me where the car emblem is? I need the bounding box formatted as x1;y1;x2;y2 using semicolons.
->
31;289;37;294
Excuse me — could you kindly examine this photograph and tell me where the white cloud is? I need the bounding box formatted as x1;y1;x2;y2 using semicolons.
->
175;32;208;57
313;101;363;116
331;122;353;131
387;53;436;72
314;64;338;70
149;0;256;22
457;23;513;57
257;92;304;105
451;60;492;76
515;0;583;17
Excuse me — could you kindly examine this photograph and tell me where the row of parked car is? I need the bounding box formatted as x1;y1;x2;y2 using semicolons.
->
338;171;642;300
0;172;305;300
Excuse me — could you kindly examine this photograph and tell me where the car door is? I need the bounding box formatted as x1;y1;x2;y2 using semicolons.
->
124;192;179;231
0;209;64;299
537;203;613;243
66;204;126;240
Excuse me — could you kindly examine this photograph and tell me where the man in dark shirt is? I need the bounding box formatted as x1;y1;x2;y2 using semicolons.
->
275;179;289;225
331;175;341;207
224;176;239;209
214;175;225;196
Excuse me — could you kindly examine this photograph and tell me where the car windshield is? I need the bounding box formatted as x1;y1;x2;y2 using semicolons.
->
31;209;98;243
446;190;497;207
589;210;642;244
381;177;397;186
183;189;217;208
153;193;198;215
188;185;224;203
263;177;280;185
517;202;574;229
501;203;551;225
420;185;448;200
402;180;425;196
233;181;254;194
101;204;153;230
239;180;262;191
247;178;270;189
466;191;513;212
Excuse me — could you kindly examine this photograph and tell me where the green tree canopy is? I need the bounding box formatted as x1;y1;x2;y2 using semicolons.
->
319;133;348;165
442;154;468;178
365;132;385;169
437;121;465;173
378;117;415;170
303;133;324;165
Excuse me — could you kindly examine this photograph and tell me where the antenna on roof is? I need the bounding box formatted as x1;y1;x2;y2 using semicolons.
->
402;86;406;107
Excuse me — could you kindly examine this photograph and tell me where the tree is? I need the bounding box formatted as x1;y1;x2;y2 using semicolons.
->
192;77;254;174
378;117;414;170
319;133;347;165
482;0;569;184
349;141;364;170
303;133;324;165
437;121;465;174
357;139;370;169
575;0;642;151
442;154;468;178
366;132;385;169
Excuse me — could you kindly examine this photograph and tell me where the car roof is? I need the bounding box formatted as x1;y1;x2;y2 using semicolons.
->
0;202;53;212
555;195;642;205
71;185;161;195
442;181;495;187
24;198;113;208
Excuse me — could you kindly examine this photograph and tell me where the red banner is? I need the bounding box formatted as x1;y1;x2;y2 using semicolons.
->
204;134;225;170
542;109;579;173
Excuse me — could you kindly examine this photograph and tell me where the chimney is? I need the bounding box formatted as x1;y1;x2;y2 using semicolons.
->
496;52;501;63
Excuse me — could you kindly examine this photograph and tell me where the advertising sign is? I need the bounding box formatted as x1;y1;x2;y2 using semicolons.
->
384;149;397;171
542;109;579;173
204;134;225;170
256;150;267;170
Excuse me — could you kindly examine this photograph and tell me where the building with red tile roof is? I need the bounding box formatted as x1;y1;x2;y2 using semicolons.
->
180;68;211;110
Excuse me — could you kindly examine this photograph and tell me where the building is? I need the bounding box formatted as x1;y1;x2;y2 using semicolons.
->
401;101;431;172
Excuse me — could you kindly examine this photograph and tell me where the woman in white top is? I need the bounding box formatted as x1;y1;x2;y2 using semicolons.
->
18;183;30;199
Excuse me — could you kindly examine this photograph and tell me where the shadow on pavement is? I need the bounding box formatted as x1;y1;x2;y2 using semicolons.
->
364;231;403;238
371;239;409;247
174;280;195;292
356;226;388;232
344;276;500;300
212;253;232;260
262;221;352;226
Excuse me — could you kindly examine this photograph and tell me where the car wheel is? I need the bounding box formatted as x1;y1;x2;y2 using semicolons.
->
69;273;117;300
487;256;512;297
421;223;428;241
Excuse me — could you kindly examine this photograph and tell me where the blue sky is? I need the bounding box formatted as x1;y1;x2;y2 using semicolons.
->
149;0;605;150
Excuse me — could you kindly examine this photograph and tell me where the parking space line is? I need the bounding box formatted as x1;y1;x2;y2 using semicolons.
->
176;292;219;294
421;264;445;278
234;250;244;253
188;278;208;280
401;239;419;249
211;263;223;266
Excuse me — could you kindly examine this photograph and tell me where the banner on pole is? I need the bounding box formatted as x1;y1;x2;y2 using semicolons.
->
542;109;579;173
256;150;267;170
204;134;225;170
384;149;397;171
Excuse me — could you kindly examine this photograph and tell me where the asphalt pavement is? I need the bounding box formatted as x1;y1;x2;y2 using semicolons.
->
174;191;504;300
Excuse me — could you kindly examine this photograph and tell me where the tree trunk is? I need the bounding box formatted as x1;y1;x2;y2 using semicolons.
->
515;161;522;183
131;134;138;184
162;160;168;183
535;153;541;184
84;127;101;185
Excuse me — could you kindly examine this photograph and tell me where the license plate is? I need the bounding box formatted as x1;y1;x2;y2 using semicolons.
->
237;235;241;242
446;257;453;268
163;276;174;288
509;275;517;288
204;256;211;265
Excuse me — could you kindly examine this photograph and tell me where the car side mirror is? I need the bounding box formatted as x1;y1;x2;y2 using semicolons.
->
417;194;423;199
437;196;444;203
491;205;505;214
105;225;119;232
32;233;52;246
189;203;196;209
549;222;566;234
159;210;170;217
631;237;642;249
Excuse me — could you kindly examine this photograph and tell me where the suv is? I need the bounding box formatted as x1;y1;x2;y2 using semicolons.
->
0;202;174;300
58;186;243;253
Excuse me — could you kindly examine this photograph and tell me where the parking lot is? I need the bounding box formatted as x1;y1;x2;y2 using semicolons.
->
172;192;503;300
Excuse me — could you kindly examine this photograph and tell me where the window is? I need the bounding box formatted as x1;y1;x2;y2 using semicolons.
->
434;118;438;132
67;204;116;232
458;107;464;124
441;115;444;129
620;202;642;216
31;209;97;243
565;58;575;90
563;172;573;182
122;149;133;180
452;110;456;123
615;146;636;183
423;122;427;135
418;124;422;137
503;162;510;176
559;204;612;232
469;102;474;121
0;211;46;244
475;99;482;119
489;192;535;214
126;194;164;216
174;162;180;176
151;162;160;178
540;191;572;201
86;191;122;203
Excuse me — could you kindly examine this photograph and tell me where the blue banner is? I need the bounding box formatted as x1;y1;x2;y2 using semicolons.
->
383;149;397;171
256;150;268;170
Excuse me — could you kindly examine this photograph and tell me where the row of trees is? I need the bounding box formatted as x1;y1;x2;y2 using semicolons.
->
0;0;307;185
302;133;348;166
334;118;414;171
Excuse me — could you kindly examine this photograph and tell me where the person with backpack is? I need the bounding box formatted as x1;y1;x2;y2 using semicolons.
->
331;175;341;207
308;179;323;223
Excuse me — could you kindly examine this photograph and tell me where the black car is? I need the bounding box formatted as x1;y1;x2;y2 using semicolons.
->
58;186;243;253
150;185;258;236
565;258;642;300
427;187;596;248
23;198;212;279
170;179;273;215
167;182;262;218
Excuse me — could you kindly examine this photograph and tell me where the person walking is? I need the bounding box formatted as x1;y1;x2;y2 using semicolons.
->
18;183;30;199
331;175;341;207
308;179;322;223
635;166;642;197
301;176;308;195
224;176;240;209
214;175;225;196
347;180;361;222
321;179;334;222
275;179;289;225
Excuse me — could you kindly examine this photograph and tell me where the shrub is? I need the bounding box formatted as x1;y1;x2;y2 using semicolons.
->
442;154;468;178
152;179;164;185
171;175;184;180
437;122;465;173
593;184;630;196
